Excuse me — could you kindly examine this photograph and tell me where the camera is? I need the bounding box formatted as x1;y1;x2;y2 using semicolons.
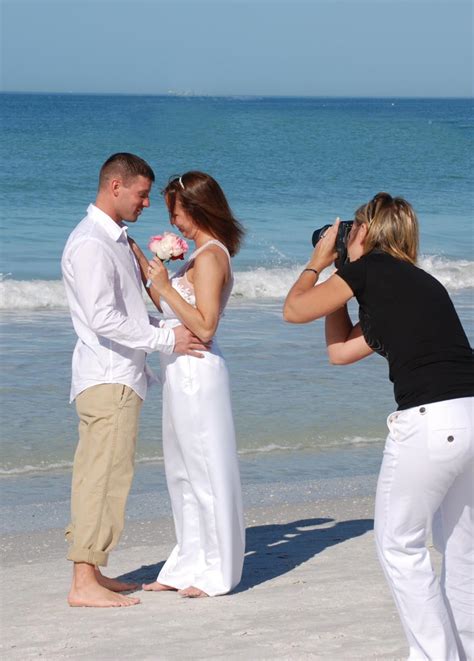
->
312;220;354;269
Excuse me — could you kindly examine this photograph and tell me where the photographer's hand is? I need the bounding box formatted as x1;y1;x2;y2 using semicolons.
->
307;218;340;273
283;218;354;324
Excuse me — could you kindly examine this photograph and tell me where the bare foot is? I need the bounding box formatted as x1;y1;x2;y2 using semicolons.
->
178;586;209;598
68;561;140;607
68;583;141;608
95;568;139;592
142;581;177;592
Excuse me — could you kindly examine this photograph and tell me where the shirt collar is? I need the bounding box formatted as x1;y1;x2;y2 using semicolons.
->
87;203;128;242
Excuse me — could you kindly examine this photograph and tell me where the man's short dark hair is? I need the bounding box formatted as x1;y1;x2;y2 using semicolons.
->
99;153;155;188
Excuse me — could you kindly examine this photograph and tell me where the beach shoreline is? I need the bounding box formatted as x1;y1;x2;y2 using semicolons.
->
0;485;415;660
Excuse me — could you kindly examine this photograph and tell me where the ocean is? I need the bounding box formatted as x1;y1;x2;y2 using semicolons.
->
0;94;472;530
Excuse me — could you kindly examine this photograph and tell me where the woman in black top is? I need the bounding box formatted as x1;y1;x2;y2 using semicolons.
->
284;193;473;661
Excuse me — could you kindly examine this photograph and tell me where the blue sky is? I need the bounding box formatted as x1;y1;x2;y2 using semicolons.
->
1;0;472;97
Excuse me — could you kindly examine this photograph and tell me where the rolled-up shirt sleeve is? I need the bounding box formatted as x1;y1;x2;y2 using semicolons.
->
71;239;175;354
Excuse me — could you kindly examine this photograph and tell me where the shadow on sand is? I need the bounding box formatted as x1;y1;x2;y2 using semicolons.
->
117;517;373;593
236;517;373;593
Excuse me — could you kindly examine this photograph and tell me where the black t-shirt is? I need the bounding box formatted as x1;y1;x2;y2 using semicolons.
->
337;251;474;410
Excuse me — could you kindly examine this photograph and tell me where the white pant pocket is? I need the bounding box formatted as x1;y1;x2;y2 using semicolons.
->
428;426;469;462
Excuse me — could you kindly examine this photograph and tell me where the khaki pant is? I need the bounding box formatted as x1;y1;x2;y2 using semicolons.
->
65;384;142;566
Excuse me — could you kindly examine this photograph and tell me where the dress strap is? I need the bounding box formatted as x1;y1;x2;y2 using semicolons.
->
182;239;233;289
189;240;232;265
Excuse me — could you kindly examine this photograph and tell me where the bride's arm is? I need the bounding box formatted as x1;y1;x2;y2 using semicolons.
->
148;250;226;343
128;237;162;312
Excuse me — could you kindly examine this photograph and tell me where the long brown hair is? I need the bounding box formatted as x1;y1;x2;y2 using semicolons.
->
355;192;419;264
162;171;244;256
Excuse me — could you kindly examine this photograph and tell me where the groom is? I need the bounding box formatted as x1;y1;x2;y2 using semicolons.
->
62;153;205;607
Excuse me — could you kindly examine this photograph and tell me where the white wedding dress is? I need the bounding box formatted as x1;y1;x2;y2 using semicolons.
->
156;240;245;595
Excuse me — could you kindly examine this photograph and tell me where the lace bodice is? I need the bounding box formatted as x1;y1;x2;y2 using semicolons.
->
160;240;233;321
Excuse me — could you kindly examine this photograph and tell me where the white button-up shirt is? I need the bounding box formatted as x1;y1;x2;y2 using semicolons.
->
61;204;175;402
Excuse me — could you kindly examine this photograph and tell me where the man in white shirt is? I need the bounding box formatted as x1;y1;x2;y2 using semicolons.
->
62;153;205;607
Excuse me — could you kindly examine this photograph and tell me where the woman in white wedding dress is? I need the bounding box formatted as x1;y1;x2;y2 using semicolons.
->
131;172;245;597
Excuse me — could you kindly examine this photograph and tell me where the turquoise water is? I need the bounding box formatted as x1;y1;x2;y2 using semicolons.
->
0;94;472;503
1;94;473;279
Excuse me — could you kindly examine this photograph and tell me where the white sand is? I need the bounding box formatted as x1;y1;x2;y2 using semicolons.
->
0;494;418;660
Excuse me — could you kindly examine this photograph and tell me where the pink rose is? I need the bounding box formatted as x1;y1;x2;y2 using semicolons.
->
148;232;188;261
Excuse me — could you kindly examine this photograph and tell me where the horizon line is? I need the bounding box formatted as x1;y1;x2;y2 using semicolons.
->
1;90;473;100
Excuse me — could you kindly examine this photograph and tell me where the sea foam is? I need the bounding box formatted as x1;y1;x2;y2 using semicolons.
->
0;439;383;475
0;255;472;310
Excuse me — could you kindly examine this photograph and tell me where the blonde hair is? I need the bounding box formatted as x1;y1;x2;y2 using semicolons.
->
355;192;419;264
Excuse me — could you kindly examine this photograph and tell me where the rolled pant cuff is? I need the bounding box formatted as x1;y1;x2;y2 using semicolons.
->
67;547;108;567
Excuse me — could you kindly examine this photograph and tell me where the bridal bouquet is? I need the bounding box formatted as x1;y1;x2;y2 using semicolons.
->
148;232;188;262
146;232;188;287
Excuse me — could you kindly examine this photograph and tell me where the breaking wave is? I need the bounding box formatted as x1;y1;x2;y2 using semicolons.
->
0;255;472;310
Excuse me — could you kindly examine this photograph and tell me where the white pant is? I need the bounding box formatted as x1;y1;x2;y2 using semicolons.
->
157;346;245;596
375;397;474;661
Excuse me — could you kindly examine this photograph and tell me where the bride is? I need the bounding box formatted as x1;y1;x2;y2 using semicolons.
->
131;171;245;597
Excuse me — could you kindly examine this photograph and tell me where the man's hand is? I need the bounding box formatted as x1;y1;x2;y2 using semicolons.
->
172;325;209;357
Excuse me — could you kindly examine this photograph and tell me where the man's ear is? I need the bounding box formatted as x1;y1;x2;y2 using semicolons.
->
111;178;122;197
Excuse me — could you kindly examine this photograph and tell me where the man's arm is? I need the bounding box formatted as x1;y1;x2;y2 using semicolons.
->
70;240;205;354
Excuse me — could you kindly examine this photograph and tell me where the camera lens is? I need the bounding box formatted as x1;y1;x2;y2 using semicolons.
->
312;225;331;247
311;220;354;269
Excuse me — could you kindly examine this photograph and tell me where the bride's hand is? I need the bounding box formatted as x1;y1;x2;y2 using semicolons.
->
148;257;172;295
127;235;138;252
128;236;144;260
127;236;150;284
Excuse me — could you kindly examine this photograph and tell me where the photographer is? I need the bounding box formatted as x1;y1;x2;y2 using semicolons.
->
284;193;473;661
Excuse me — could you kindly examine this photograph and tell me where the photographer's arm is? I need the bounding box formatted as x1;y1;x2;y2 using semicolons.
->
283;272;354;323
284;218;354;322
325;306;373;364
